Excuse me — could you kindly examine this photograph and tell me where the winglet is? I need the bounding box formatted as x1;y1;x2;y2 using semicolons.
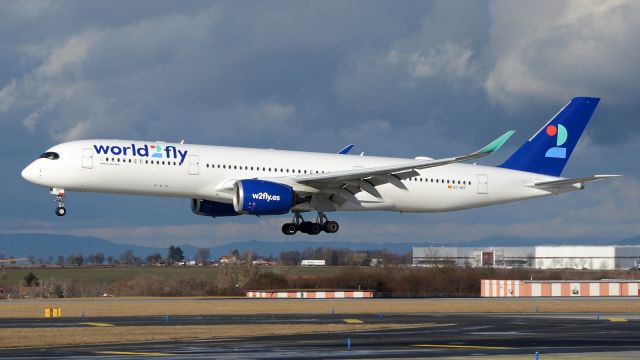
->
475;130;515;156
338;144;355;155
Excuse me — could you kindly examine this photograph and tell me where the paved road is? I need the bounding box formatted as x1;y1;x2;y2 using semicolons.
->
2;313;640;359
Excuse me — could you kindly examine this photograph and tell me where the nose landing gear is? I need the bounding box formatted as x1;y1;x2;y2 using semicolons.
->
281;211;339;235
51;188;66;217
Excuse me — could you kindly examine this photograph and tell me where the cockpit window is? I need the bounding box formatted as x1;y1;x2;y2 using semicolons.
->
39;152;60;160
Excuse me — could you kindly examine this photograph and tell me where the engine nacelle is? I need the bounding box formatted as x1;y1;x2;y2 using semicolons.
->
233;179;294;215
191;199;239;217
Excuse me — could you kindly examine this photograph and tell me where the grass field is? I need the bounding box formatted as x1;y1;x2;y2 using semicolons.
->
0;265;344;288
0;322;428;349
2;297;640;318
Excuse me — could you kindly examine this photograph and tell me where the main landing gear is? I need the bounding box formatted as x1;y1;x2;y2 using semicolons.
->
51;188;66;217
281;212;339;236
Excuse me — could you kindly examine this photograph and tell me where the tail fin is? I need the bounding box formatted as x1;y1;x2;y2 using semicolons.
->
499;97;600;176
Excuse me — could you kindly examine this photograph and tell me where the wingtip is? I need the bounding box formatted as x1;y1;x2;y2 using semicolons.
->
477;130;516;155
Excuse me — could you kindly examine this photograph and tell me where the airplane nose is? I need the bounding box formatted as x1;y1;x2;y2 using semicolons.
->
21;163;37;183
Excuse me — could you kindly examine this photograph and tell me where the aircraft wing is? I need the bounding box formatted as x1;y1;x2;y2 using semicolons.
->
529;174;621;191
287;130;515;198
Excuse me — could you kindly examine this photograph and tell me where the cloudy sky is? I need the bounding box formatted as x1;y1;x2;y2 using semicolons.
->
1;0;639;247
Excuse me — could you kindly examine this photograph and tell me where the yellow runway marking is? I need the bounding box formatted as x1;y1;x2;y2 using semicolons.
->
94;351;173;356
413;344;512;350
608;318;628;322
79;322;114;327
342;319;364;324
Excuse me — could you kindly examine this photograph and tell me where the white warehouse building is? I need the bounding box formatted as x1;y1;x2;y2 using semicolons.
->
412;245;640;270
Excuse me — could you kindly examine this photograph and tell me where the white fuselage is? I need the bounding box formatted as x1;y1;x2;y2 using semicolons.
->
21;139;559;214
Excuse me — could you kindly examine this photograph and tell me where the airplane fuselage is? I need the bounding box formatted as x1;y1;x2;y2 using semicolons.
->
22;139;556;213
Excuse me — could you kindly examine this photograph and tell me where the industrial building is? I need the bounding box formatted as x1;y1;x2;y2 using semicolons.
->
413;246;640;270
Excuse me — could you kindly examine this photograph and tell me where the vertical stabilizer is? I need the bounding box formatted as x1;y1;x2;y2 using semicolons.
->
499;97;599;176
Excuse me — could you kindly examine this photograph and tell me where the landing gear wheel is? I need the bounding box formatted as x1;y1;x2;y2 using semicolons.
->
307;223;322;235
281;223;297;235
324;221;339;233
299;221;313;234
52;189;66;217
55;207;66;217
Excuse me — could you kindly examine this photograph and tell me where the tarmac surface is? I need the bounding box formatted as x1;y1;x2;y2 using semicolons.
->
2;313;640;359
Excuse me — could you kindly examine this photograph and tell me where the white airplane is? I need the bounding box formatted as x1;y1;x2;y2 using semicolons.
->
22;97;619;235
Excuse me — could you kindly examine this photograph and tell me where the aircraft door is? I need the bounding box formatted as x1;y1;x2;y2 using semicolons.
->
477;174;488;194
82;148;93;169
188;155;199;175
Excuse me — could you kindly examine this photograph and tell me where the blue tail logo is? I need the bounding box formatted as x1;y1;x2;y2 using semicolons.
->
499;97;599;177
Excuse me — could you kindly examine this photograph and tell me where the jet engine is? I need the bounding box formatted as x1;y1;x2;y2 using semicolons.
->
191;199;239;217
233;179;294;215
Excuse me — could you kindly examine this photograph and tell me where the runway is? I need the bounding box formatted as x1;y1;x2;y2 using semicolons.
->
2;313;640;359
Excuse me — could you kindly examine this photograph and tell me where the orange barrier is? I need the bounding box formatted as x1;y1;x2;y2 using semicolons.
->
245;290;375;298
481;279;640;297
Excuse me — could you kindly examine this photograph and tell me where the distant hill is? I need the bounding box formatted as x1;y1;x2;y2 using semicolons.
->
0;233;173;260
0;233;638;261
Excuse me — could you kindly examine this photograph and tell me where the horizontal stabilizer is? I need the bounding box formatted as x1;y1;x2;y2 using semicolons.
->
530;174;621;190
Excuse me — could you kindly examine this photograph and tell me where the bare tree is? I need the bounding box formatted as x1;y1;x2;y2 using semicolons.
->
120;250;137;266
146;252;162;265
195;248;211;265
67;253;84;267
95;252;105;265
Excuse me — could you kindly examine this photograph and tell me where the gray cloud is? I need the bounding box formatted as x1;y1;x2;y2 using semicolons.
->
2;0;637;247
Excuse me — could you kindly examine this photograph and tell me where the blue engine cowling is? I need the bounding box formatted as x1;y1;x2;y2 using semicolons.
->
191;199;239;217
233;179;294;215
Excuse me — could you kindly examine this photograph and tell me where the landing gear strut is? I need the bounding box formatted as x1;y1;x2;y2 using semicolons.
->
51;188;66;217
281;211;339;235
